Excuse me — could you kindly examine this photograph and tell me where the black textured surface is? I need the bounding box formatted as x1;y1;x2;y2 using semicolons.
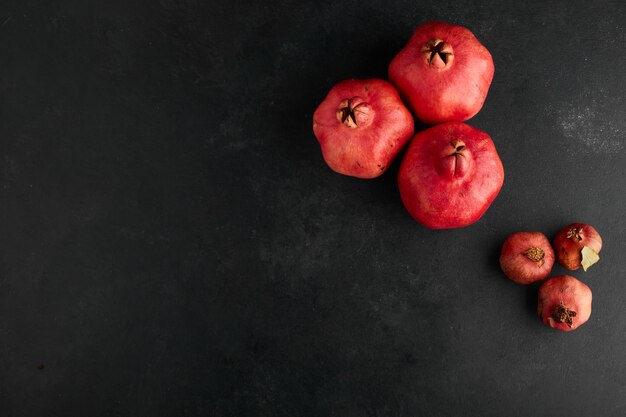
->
1;1;626;416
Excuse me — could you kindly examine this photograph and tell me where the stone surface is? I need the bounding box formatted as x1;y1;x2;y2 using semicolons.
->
1;1;625;416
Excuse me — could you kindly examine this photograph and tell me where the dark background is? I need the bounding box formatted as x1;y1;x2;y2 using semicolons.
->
1;0;625;416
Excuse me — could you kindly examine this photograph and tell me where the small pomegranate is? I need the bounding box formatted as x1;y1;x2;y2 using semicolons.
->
312;78;414;179
553;223;602;271
397;122;504;229
500;232;555;284
388;21;494;125
537;275;592;331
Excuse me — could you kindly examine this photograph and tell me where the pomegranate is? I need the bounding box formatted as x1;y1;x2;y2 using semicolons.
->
500;232;555;284
388;21;494;125
537;275;592;331
312;78;414;178
553;223;602;271
397;122;504;229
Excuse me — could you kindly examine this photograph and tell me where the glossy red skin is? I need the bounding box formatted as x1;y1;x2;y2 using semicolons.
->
312;78;414;179
398;122;504;229
553;223;602;270
389;21;494;125
537;275;592;332
500;232;555;284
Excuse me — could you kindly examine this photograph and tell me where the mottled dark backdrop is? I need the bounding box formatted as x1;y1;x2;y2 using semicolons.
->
1;0;625;416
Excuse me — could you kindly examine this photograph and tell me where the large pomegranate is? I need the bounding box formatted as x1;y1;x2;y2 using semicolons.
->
312;78;414;179
389;21;494;125
398;122;504;229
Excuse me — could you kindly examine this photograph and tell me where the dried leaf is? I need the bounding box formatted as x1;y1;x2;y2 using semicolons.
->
581;246;600;271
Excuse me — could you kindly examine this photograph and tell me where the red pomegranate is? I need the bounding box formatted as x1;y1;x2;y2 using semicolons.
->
500;232;555;284
398;122;504;229
537;275;592;332
312;78;414;179
553;223;602;271
389;21;494;125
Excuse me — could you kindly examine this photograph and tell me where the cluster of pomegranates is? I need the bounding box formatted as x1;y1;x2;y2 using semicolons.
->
312;22;604;333
500;224;602;331
313;21;501;229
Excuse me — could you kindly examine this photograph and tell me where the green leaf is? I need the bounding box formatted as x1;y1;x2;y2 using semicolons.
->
581;246;600;271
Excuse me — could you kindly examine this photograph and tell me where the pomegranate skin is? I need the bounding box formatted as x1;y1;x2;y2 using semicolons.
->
398;122;504;229
312;78;414;179
500;232;555;284
553;223;603;270
537;275;592;332
389;21;494;125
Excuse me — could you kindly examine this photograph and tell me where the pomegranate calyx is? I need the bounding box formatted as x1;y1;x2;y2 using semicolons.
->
336;97;371;128
449;140;466;156
553;302;577;328
421;38;454;69
525;247;545;266
566;227;583;241
447;140;467;177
